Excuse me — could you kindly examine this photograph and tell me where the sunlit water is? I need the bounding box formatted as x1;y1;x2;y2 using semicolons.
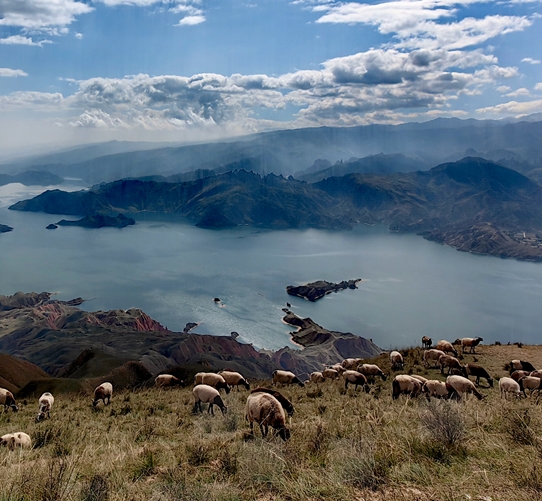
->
1;182;541;350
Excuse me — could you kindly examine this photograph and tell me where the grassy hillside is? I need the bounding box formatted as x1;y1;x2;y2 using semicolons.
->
1;344;542;500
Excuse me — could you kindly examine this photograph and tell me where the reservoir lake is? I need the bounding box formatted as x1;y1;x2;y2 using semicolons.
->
1;182;541;351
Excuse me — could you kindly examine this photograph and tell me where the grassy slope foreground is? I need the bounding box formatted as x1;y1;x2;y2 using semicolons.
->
2;344;542;500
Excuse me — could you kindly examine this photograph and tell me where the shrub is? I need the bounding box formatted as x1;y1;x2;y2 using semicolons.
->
420;400;465;445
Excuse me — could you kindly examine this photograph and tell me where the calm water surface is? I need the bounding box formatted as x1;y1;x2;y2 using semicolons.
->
1;183;541;350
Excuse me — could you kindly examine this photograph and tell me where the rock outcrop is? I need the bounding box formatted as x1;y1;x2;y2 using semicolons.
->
286;279;361;302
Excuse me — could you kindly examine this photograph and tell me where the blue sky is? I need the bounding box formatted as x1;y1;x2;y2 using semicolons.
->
0;0;541;153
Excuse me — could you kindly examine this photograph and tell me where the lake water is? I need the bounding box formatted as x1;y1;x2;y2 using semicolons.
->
1;182;541;351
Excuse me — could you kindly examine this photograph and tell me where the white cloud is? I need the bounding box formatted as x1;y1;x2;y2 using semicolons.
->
0;91;63;107
505;87;531;97
477;99;542;116
75;32;83;39
535;83;542;92
177;14;206;25
522;57;541;64
0;68;28;77
496;85;511;93
0;35;52;46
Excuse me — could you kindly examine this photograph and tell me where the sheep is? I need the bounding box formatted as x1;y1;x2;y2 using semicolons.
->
342;370;370;392
422;336;432;349
529;370;542;379
0;388;18;412
446;375;483;400
434;340;458;357
0;432;31;451
218;371;250;391
460;337;483;354
194;373;231;394
509;360;536;374
155;374;183;388
409;374;428;385
245;392;290;441
392;375;423;399
357;364;387;381
309;372;325;384
423;349;446;368
499;377;521;399
389;351;404;370
36;392;54;422
272;370;304;387
92;382;113;408
329;363;346;374
341;358;363;370
250;388;294;417
511;370;530;382
439;354;467;377
421;380;454;400
193;384;227;415
464;363;493;387
322;368;339;380
517;376;542;397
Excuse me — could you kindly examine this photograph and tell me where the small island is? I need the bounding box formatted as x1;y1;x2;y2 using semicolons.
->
56;214;135;229
0;224;13;234
286;279;362;302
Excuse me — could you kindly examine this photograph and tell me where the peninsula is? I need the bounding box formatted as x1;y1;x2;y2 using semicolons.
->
286;279;362;302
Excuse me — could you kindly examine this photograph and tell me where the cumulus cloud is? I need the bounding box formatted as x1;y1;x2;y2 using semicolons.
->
477;98;542;116
0;68;28;77
522;57;541;64
177;14;206;25
505;87;531;97
0;35;51;46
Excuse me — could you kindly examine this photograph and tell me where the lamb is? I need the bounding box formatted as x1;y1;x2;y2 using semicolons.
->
341;358;363;370
423;349;446;368
322;368;339;380
342;370;370;392
218;371;250;391
421;336;432;349
392;375;423;399
250;388;294;416
464;363;493;387
0;388;18;412
446;375;483;400
509;360;536;374
309;372;325;384
517;376;542;397
421;380;454;400
193;384;227;415
499;377;521;399
439;354;467;377
460;337;483;354
155;374;183;388
92;382;113;408
511;370;530;382
357;364;387;381
0;432;31;450
389;351;404;370
194;373;231;393
434;340;458;357
245;392;290;441
36;392;54;422
272;370;304;387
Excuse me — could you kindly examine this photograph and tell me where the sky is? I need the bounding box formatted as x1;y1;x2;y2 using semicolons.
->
0;0;542;154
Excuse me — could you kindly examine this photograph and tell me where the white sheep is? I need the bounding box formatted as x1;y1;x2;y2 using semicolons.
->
272;370;304;387
194;373;231;393
155;374;182;388
423;349;446;368
36;392;54;422
434;340;458;357
460;337;483;354
389;351;404;370
409;374;428;385
329;363;346;374
0;388;18;412
0;432;31;450
218;371;250;390
421;380;453;400
499;377;521;399
341;358;363;370
357;364;387;381
193;384;227;415
342;370;370;392
392;375;422;399
309;372;325;384
93;382;113;408
446;375;483;400
245;392;290;441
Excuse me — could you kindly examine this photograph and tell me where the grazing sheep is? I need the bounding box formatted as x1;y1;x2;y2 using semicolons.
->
390;351;404;370
529;370;542;379
439;354;467;377
329;363;346;374
464;364;493;387
341;358;364;370
422;336;432;349
509;360;536;374
511;370;530;382
245;392;290;441
423;349;446;368
499;377;521;399
392;375;423;400
92;382;113;408
0;432;31;451
460;337;483;354
0;388;18;412
421;380;454;400
193;384;227;415
309;372;325;384
195;373;231;394
250;388;294;416
218;371;250;391
435;340;458;357
409;375;428;385
36;392;54;422
155;374;182;388
322;368;339;380
342;370;370;392
518;376;542;397
357;364;387;381
446;375;483;400
272;370;304;387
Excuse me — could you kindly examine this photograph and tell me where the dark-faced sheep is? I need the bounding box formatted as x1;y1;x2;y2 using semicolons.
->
357;364;387;381
36;392;54;422
309;372;325;384
422;336;432;349
392;375;422;400
193;384;227;415
155;374;183;388
0;432;31;450
218;371;250;391
499;377;521;399
446;375;483;400
342;370;370;392
518;376;542;397
195;373;231;393
0;388;18;412
509;360;537;374
389;351;404;370
460;337;483;354
250;388;294;416
245;392;290;441
511;370;530;382
93;382;113;408
423;349;446;368
272;370;304;387
464;364;493;387
439;354;467;377
322;368;339;380
435;340;458;357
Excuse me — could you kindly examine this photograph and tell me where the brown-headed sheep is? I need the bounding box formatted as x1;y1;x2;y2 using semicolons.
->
390;351;404;370
155;374;182;388
446;375;483;400
423;349;446;368
342;370;370;392
435;340;458;357
0;388;18;412
0;432;31;450
36;392;54;422
460;337;483;354
357;364;387;381
392;375;422;399
193;384;227;415
439;354;467;377
195;373;231;393
464;363;493;387
250;388;294;416
322;368;339;380
309;372;325;384
499;377;521;399
92;382;112;408
511;370;530;382
422;336;432;349
529;370;542;379
272;370;304;387
509;360;536;374
518;376;542;397
245;392;290;441
218;371;250;391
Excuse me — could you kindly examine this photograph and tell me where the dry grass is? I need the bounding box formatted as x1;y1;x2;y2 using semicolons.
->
1;344;542;500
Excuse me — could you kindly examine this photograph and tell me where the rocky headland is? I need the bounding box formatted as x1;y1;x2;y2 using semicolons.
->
286;279;361;302
56;213;135;229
